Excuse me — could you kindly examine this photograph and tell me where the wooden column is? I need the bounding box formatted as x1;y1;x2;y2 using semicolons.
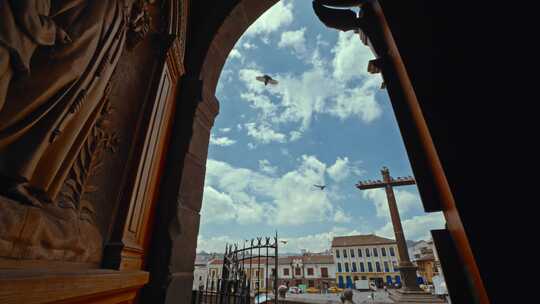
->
368;1;489;302
103;37;184;271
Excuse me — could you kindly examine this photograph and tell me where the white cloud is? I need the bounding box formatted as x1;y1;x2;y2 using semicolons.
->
362;188;420;220
210;135;236;146
197;227;373;254
240;92;278;118
332;31;375;82
376;212;446;241
202;156;354;226
327;157;352;182
228;49;242;61
328;75;382;122
259;159;277;175
289;130;302;142
197;235;236;253
220;127;231;133
236;34;383;143
244;1;293;37
201;186;266;225
244;122;286;144
243;42;257;50
278;28;307;55
333;209;352;223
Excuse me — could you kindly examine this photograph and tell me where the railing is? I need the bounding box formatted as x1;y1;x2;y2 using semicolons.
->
194;234;279;304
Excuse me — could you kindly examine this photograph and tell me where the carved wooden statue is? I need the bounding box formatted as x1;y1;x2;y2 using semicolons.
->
0;0;149;263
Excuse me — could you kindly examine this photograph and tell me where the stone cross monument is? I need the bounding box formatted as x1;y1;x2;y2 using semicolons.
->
356;167;445;302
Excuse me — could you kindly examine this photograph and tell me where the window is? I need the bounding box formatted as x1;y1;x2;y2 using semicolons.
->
350;249;355;258
307;268;314;276
365;248;371;257
392;261;398;272
295;267;301;276
271;268;276;277
337;263;342;272
381;247;387;256
343;249;348;258
321;267;329;278
345;262;350;272
373;247;379;257
359;262;365;272
352;262;357;272
368;262;373;272
358;249;362;257
376;262;382;272
389;247;395;256
384;261;390;272
283;268;290;276
336;250;340;258
308;280;315;287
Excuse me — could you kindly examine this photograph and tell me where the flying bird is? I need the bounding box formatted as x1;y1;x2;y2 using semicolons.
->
313;184;326;190
256;74;278;86
280;240;288;244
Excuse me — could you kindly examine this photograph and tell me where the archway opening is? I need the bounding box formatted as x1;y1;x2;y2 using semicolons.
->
195;0;448;302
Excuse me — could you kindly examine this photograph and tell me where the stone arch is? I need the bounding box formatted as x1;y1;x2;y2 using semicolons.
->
143;1;489;303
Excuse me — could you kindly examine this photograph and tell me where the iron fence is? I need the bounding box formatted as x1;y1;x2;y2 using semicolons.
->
193;233;279;304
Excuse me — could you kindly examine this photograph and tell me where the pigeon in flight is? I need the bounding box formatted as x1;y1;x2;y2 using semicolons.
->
256;74;278;86
313;184;326;190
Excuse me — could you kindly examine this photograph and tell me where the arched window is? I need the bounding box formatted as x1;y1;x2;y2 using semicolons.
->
381;247;387;256
358;248;362;257
350;249;355;257
376;262;382;272
343;249;348;258
337;263;342;272
360;262;365;272
367;262;373;272
384;261;390;272
336;250;340;258
389;247;395;256
366;248;371;257
373;247;379;257
352;262;357;272
345;262;350;272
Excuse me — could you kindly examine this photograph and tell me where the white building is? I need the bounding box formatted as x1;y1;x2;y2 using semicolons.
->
331;234;401;289
192;254;213;290
205;254;336;291
207;257;274;291
277;254;336;290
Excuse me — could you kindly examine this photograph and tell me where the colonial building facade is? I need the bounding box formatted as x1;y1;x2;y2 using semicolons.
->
277;255;336;290
409;239;440;284
332;234;401;288
207;257;275;291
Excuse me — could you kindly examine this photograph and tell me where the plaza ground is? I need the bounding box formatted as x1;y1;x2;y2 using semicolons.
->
282;290;392;304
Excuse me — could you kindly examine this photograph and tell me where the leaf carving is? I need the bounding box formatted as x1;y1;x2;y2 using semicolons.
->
58;95;118;221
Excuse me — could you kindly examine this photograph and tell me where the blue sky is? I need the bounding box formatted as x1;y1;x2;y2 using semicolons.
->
197;0;445;253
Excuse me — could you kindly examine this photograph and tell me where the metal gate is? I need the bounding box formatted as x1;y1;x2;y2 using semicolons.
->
193;233;279;304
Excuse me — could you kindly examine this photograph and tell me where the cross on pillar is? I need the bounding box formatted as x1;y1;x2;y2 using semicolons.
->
356;166;422;292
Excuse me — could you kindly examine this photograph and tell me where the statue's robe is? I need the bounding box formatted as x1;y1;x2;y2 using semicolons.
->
0;0;130;201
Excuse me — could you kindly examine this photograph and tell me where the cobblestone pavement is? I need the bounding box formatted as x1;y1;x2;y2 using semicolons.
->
282;290;393;303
